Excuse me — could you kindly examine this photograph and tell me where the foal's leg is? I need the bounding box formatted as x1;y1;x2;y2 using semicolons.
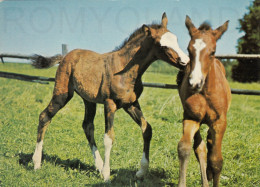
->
82;100;103;173
124;100;152;179
102;99;117;181
207;120;227;187
178;120;200;187
206;129;214;181
33;64;73;169
32;92;73;169
193;131;208;187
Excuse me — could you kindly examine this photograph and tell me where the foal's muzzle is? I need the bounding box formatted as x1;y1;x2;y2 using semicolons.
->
188;76;205;92
177;57;187;69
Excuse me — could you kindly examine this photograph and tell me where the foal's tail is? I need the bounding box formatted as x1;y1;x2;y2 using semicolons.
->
31;54;63;69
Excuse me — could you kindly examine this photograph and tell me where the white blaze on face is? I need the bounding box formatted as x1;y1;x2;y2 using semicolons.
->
189;39;206;87
160;32;190;65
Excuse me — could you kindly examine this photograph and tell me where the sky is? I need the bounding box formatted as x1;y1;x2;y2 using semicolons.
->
0;0;254;61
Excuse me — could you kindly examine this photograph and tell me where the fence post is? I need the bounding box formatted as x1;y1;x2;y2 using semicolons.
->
62;44;68;55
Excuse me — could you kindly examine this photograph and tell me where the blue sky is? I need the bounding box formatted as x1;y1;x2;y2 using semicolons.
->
0;0;254;60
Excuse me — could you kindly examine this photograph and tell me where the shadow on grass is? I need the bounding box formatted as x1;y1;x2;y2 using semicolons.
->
18;152;96;173
107;167;177;187
18;152;177;186
18;152;34;169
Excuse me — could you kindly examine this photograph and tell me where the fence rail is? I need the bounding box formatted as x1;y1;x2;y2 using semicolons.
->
1;53;260;63
0;71;55;84
1;71;260;96
0;44;68;63
215;54;260;59
0;54;35;63
0;53;260;96
142;82;260;95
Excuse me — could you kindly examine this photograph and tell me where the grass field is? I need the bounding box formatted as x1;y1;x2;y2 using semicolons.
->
0;63;259;186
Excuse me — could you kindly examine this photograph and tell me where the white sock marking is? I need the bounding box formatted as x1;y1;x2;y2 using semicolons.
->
160;32;190;65
136;152;149;178
92;146;103;173
32;140;43;170
189;39;206;87
102;133;113;181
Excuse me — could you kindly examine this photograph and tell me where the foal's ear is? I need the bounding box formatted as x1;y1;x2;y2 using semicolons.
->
213;20;229;40
185;15;197;36
142;24;151;36
161;12;168;28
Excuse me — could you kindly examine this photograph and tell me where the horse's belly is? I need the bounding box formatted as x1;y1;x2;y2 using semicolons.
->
72;57;107;103
76;88;104;103
74;83;103;103
72;73;105;103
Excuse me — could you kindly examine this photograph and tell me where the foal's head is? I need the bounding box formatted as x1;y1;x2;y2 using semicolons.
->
185;16;229;91
141;13;190;68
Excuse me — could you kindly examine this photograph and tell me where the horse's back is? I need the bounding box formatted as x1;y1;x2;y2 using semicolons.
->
63;49;101;64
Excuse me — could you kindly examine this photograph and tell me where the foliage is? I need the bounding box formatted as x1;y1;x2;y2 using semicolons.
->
232;0;260;82
147;60;179;76
220;59;239;81
0;63;260;186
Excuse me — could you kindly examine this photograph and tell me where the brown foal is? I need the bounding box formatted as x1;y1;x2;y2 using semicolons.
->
32;13;189;181
177;16;231;187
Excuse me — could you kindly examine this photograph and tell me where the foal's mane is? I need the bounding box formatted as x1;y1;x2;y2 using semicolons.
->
113;23;162;51
198;22;212;31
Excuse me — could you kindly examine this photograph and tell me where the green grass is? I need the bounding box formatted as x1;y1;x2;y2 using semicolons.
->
0;63;259;186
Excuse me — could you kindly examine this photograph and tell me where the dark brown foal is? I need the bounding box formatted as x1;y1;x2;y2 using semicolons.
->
32;13;189;181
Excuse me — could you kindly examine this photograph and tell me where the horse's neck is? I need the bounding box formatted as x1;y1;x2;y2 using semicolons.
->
116;42;155;79
119;45;141;65
133;46;155;76
204;60;225;89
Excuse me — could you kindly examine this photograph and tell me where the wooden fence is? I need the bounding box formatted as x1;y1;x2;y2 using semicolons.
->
0;53;260;96
0;54;35;63
1;54;260;63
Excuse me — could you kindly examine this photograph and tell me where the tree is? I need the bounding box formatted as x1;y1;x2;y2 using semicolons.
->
232;0;260;82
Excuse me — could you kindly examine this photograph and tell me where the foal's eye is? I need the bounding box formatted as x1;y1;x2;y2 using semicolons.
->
210;51;215;57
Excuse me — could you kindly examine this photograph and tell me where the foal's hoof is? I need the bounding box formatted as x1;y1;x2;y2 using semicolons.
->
102;167;110;182
95;163;103;174
94;153;104;174
32;152;42;170
33;162;41;170
206;168;213;181
136;169;146;179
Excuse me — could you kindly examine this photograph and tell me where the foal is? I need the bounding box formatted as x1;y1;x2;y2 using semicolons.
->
32;13;189;181
177;16;231;187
